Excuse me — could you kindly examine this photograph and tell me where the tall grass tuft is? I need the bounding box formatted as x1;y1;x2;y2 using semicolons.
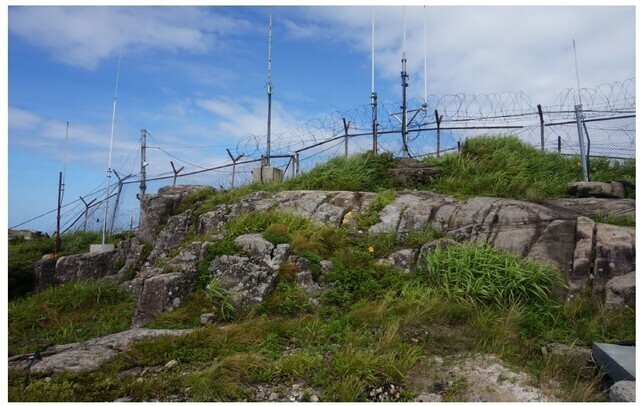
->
285;152;395;192
425;136;635;201
420;243;566;310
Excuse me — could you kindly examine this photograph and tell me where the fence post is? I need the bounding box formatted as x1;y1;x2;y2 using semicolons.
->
574;105;590;181
435;109;443;157
457;140;461;152
295;153;300;175
537;104;545;151
557;136;561;154
342;118;350;157
170;161;184;186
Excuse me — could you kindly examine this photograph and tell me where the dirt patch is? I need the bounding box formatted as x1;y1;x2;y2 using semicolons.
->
407;353;556;402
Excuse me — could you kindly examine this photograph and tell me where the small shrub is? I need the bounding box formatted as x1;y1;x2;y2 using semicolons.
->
355;190;397;229
262;223;292;245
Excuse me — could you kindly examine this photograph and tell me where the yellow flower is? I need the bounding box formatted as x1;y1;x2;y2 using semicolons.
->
368;246;375;253
342;218;349;224
345;211;353;217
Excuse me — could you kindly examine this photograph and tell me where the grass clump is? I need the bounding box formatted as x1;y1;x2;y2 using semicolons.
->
420;243;565;309
284;152;395;192
8;280;134;355
589;211;635;227
426;136;635;201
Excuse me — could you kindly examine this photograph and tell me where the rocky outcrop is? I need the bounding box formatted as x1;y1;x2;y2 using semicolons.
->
210;255;278;309
234;234;289;270
546;198;635;218
592;223;636;292
609;380;636;402
34;257;57;291
605;272;635;309
567;181;625;198
132;270;196;327
55;250;116;284
8;328;191;374
138;185;213;244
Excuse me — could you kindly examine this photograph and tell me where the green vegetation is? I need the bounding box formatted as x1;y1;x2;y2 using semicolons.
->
589;211;635;227
425;136;635;201
8;231;127;300
8;280;134;356
284;151;395;192
7;136;636;401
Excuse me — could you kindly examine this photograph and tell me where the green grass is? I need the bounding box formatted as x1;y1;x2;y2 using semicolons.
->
8;280;134;356
589;211;635;227
424;136;635;201
284;151;395;192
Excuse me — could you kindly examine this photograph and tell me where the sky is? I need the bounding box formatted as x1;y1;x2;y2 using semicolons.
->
4;1;637;234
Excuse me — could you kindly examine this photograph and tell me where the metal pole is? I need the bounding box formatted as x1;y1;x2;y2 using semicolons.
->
342;118;350;157
372;92;378;155
537;104;545;151
401;7;408;158
79;197;96;231
140;129;147;199
435;109;443;157
55;171;63;255
295;153;300;175
110;171;132;234
170;161;184;186
575;105;589;181
266;14;273;166
557;136;561;153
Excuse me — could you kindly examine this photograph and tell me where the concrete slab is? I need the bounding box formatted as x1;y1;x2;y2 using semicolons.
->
89;244;115;253
592;342;635;382
252;166;283;184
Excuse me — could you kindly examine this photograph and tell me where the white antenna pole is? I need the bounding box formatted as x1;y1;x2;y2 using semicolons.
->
266;13;273;166
102;52;122;245
423;6;428;103
572;39;583;106
62;121;69;191
371;7;375;93
402;7;406;60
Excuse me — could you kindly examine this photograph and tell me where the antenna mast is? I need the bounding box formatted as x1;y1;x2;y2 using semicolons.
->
572;39;583;106
266;13;273;166
401;7;409;158
371;7;378;155
423;6;428;103
102;52;121;245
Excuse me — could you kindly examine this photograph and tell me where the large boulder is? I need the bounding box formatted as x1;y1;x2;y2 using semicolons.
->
147;210;194;263
567;181;625;198
138;185;213;244
209;255;278;309
55;250;116;284
132;271;196;327
609;380;636;402
592;224;635;292
546;198;635;218
605;272;635;309
569;217;596;291
34;256;57;291
234;234;289;270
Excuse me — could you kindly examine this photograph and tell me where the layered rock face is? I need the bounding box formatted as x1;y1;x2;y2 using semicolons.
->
38;186;636;327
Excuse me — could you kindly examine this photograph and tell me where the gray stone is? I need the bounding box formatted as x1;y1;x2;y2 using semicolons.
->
312;202;348;227
148;210;193;263
34;256;57;291
568;181;623;198
370;193;423;234
133;271;196;326
273;190;328;217
138;185;214;244
592;223;635;292
197;204;231;235
442;197;501;241
210;255;278;309
55;250;116;284
414;393;443;402
200;313;216;325
570;217;595;291
164;359;179;369
605;272;635;309
609;380;635;402
8;328;191;374
546;197;636;218
610;181;627;199
397;192;454;234
527;219;576;274
387;249;419;273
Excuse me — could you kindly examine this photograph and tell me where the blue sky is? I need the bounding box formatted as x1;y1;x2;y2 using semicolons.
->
5;3;637;233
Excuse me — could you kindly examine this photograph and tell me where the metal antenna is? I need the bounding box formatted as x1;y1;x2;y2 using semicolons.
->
266;13;273;166
572;39;583;106
62;121;69;191
371;7;378;155
423;6;428;103
102;52;121;245
371;7;375;94
401;6;409;158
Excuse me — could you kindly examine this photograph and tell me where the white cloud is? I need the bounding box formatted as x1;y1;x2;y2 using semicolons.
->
9;6;252;70
283;6;635;106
